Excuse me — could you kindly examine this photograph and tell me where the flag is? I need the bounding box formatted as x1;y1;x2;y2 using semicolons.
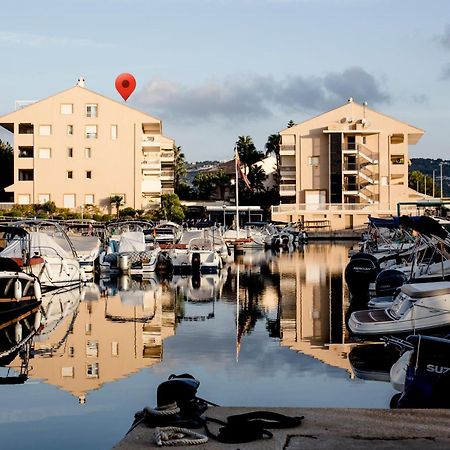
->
235;149;253;191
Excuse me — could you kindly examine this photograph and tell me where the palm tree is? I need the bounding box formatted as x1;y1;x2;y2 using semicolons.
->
109;195;123;219
265;133;281;184
0;139;13;202
247;165;268;192
173;145;187;194
236;135;264;171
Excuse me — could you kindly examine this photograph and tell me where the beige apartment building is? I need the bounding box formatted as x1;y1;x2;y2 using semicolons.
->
272;99;425;229
0;79;175;212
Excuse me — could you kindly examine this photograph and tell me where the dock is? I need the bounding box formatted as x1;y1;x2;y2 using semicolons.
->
113;407;450;449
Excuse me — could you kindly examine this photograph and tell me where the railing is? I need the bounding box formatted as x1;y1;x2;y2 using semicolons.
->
343;183;358;191
279;184;296;192
272;203;402;213
161;171;174;178
160;152;173;159
280;145;295;151
343;162;357;171
280;166;296;172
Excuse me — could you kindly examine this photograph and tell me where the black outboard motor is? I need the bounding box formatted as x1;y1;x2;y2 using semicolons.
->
392;335;450;408
375;269;408;298
344;252;380;304
191;253;201;274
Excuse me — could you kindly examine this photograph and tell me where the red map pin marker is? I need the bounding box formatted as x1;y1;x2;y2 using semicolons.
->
115;73;136;101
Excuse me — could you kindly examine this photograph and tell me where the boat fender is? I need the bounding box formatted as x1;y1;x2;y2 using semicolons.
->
34;279;42;301
34;310;42;331
15;322;22;343
14;278;22;300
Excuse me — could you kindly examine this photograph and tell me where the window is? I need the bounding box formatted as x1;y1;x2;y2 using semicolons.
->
362;137;367;144
19;147;34;158
111;125;118;140
60;104;73;114
38;194;50;204
18;123;33;134
86;363;99;378
67;125;74;135
18;169;34;181
38;148;51;159
63;194;75;208
86;340;99;357
85;147;92;158
85;125;97;139
39;125;52;136
85;104;98;118
308;156;320;166
86;171;92;179
67;147;73;158
62;367;74;377
67;171;73;179
111;342;119;356
68;347;75;357
17;194;31;204
85;194;94;204
85;323;92;335
391;155;405;165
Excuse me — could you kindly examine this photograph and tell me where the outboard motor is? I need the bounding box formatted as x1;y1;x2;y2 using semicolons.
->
375;269;408;298
191;252;201;274
392;335;450;408
344;252;380;304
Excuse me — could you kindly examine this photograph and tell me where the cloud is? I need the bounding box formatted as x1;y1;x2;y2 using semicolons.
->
438;24;450;50
0;31;111;49
135;67;390;123
441;63;450;80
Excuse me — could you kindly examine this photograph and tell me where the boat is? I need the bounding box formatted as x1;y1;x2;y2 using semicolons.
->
390;334;450;408
348;281;450;338
169;230;223;274
0;221;84;291
100;231;161;275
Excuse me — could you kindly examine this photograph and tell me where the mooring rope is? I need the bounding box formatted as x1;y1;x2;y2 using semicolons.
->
154;427;208;446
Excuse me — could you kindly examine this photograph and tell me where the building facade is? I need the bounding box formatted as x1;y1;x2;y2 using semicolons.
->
273;99;425;229
0;80;175;212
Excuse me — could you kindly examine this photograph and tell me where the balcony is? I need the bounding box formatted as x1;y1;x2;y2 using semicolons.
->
280;184;296;196
280;166;296;177
161;170;174;180
160;151;174;162
142;136;160;148
280;145;296;156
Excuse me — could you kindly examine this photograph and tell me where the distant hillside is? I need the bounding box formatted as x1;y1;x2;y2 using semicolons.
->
410;158;449;197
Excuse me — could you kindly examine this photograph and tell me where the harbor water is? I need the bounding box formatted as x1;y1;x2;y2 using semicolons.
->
0;242;397;450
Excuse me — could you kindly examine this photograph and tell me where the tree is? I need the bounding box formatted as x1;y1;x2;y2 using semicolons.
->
247;165;268;193
287;120;296;128
265;133;281;184
213;169;231;200
173;145;187;195
236;135;264;171
409;170;439;196
159;193;185;222
193;172;216;199
109;195;123;219
0;139;14;202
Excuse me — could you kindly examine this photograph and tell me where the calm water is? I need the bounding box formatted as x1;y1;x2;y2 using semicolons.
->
0;242;396;450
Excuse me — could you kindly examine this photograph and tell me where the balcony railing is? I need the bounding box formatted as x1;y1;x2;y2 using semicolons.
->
161;170;174;178
272;203;403;214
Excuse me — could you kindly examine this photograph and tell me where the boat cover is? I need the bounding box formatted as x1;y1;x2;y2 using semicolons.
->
401;281;450;299
368;216;400;229
0;232;69;259
118;232;146;253
399;215;448;239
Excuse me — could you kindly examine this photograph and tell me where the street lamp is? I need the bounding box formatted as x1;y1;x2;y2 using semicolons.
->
433;169;436;198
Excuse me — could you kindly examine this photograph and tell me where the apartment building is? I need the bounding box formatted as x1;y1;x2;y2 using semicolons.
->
0;79;175;212
273;99;425;229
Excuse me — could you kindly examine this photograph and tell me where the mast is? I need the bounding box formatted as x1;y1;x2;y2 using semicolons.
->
235;146;240;239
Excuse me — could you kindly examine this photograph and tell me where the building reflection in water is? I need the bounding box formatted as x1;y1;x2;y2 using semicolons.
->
17;275;176;404
231;244;356;373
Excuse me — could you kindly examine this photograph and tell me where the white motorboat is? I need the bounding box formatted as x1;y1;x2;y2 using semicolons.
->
170;232;222;274
68;235;101;274
0;222;84;291
348;281;450;337
100;231;161;275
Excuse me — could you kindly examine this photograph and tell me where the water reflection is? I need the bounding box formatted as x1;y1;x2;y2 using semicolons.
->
1;244;364;395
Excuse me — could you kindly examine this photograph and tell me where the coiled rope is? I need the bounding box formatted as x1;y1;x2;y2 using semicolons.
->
154;427;208;446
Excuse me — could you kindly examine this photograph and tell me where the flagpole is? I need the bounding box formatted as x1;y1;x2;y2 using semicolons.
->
236;262;240;363
235;146;240;240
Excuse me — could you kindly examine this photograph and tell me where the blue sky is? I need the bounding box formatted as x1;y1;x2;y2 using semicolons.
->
1;0;449;161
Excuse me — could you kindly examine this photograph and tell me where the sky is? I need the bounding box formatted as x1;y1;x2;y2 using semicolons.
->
0;0;449;162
